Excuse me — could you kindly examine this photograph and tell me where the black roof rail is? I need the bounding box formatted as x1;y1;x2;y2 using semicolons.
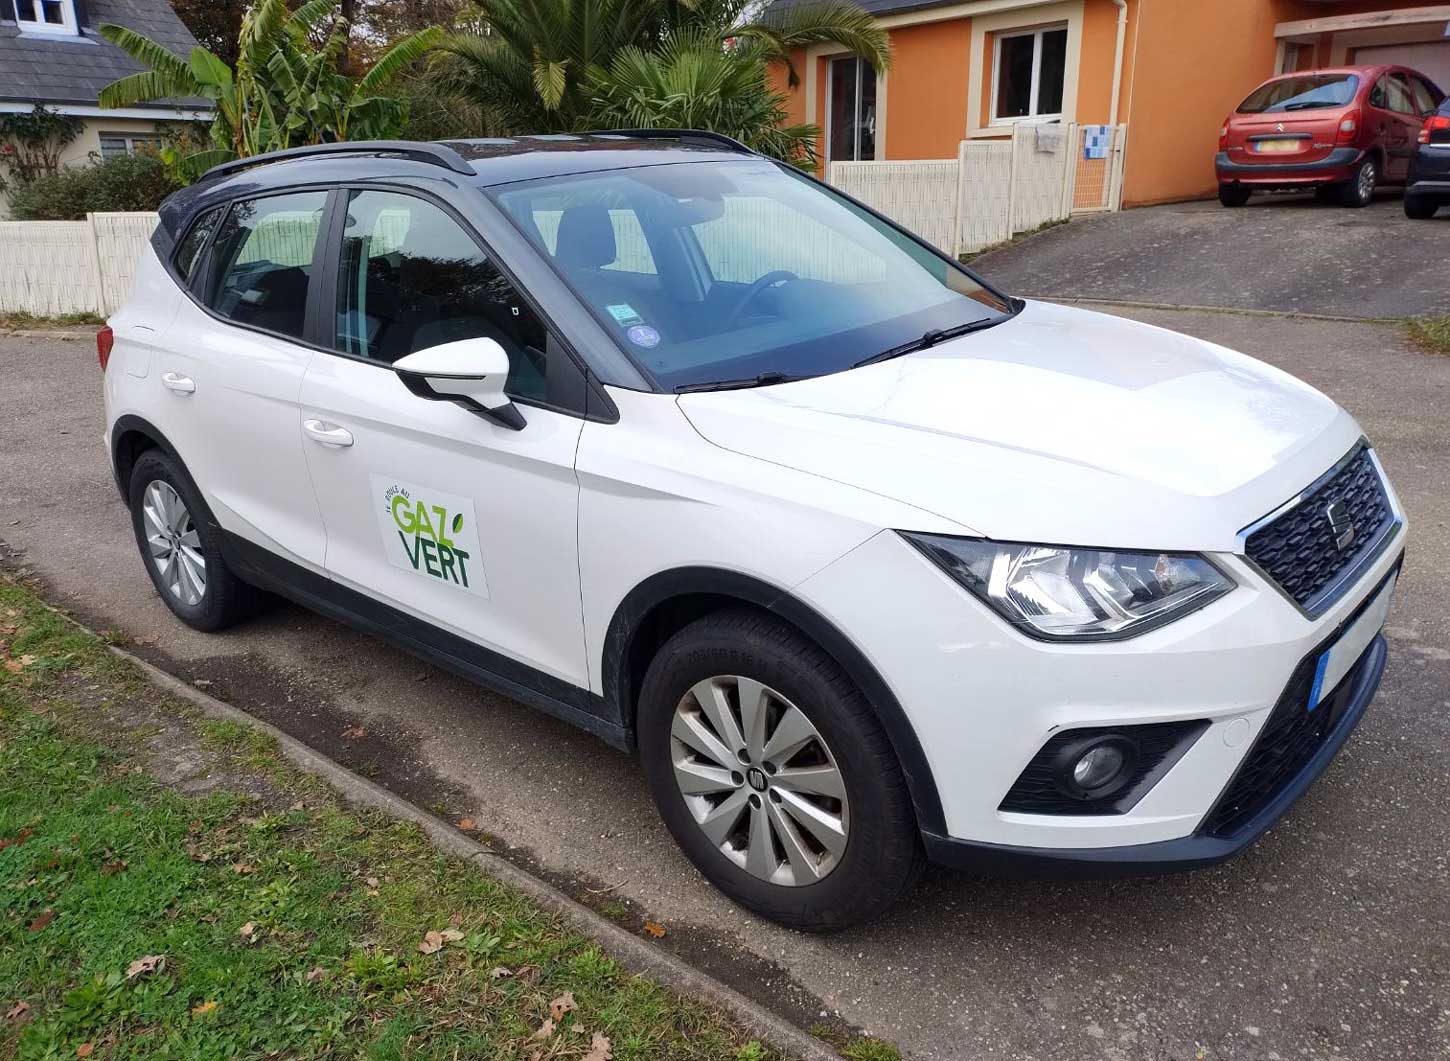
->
201;140;475;181
581;129;757;155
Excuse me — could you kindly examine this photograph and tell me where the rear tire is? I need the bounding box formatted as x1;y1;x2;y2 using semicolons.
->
1340;158;1376;207
128;450;266;632
1217;183;1251;208
637;609;924;930
1404;194;1439;219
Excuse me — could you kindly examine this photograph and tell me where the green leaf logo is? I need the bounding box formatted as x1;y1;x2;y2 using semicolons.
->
451;513;464;535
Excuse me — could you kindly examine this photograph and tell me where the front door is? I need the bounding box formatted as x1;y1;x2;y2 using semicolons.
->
298;188;591;696
155;190;331;567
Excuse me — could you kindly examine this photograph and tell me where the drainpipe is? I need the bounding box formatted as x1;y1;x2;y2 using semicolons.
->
1109;0;1129;126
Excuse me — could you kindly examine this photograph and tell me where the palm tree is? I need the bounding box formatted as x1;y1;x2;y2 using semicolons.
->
97;0;441;174
433;0;890;161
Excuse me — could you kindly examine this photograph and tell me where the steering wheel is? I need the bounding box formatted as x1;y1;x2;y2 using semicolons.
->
727;270;798;326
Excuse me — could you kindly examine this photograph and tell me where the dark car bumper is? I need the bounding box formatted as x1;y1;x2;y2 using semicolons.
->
924;633;1387;880
1408;146;1450;199
1215;147;1362;186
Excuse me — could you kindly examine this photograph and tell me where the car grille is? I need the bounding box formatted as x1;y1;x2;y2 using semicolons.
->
1200;635;1378;838
1243;445;1394;615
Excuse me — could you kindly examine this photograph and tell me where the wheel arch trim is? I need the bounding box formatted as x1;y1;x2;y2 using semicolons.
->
110;415;208;517
603;566;947;836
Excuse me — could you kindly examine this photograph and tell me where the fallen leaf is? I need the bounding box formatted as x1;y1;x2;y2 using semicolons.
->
642;921;666;938
456;818;477;831
448;912;464;928
238;922;257;942
0;827;34;851
27;910;54;933
417;928;464;955
489;966;512;980
4;1001;30;1021
191;1000;218;1016
125;955;165;980
3;660;22;673
100;861;127;876
231;863;255;875
306;966;327;983
531;1018;555;1040
583;1031;613;1061
75;1043;93;1058
340;726;367;741
549;991;577;1022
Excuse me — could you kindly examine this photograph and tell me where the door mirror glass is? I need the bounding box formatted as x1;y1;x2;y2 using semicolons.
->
393;338;526;430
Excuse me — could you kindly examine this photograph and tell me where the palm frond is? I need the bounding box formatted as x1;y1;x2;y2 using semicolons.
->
356;26;443;95
98;70;196;109
97;24;192;83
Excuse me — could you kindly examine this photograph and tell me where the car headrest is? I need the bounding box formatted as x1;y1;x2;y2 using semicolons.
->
553;205;616;269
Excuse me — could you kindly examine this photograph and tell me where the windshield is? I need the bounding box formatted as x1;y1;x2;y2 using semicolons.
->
1238;74;1359;113
489;159;1011;391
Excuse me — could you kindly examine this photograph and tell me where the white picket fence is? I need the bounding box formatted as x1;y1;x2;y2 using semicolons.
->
0;211;159;317
831;123;1127;257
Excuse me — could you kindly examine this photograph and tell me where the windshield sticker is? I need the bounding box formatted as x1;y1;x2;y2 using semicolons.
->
626;324;661;348
606;303;644;327
372;475;488;598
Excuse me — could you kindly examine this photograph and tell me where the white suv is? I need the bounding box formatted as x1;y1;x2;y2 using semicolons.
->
101;133;1406;929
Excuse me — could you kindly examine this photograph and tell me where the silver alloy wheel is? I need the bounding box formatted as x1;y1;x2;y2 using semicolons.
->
1357;161;1376;203
670;675;850;886
142;480;207;606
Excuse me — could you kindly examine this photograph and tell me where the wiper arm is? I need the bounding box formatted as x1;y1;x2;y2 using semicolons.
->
674;371;805;394
851;316;1001;369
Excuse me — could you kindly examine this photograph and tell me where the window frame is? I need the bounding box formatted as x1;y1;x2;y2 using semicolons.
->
825;55;877;162
989;23;1068;126
14;0;77;35
98;131;163;161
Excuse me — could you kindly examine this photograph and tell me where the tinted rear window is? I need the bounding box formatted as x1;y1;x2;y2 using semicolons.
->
1238;75;1359;114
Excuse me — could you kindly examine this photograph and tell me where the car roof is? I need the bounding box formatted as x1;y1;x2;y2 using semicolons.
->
154;133;759;247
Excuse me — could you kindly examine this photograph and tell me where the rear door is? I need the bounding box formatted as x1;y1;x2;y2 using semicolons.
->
153;189;331;567
298;186;594;698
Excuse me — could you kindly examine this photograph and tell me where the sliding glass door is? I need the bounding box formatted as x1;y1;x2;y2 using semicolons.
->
828;56;877;162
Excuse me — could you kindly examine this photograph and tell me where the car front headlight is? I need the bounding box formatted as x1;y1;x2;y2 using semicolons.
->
901;533;1235;641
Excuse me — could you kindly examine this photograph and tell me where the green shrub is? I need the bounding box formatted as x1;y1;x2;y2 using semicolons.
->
7;152;180;220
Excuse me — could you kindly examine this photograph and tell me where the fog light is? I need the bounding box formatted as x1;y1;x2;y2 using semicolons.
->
1053;736;1138;801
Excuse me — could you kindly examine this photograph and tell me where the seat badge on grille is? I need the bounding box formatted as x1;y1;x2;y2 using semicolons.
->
1326;500;1356;552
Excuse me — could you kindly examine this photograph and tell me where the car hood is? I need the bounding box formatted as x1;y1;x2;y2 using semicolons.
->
677;300;1363;552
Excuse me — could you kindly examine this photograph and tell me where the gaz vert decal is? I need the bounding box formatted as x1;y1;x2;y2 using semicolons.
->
371;475;488;597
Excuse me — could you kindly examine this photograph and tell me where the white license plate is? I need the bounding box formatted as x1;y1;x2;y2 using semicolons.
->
1309;573;1396;711
1254;139;1302;154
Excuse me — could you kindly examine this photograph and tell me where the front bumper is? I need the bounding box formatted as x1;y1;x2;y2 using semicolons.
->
1215;147;1361;186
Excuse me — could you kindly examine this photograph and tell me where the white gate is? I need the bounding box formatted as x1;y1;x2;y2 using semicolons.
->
830;123;1127;258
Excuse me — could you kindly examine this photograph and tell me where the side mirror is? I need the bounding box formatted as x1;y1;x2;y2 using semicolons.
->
393;337;526;431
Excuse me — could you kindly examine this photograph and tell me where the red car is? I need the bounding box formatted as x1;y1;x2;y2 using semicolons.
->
1216;65;1445;208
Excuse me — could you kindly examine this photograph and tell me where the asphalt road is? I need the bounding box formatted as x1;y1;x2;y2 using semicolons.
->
971;196;1450;319
3;310;1449;1060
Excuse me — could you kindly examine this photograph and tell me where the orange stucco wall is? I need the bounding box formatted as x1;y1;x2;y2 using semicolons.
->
885;20;974;158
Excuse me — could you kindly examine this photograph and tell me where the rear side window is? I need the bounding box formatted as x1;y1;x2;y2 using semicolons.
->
332;189;555;400
174;206;222;283
199;191;328;341
1238;74;1359;113
1384;75;1419;115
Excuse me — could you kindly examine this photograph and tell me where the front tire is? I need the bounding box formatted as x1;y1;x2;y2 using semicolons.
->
1217;183;1251;208
1341;158;1377;207
637;609;924;931
128;450;265;632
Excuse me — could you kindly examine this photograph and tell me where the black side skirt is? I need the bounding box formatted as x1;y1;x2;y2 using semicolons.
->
219;531;629;749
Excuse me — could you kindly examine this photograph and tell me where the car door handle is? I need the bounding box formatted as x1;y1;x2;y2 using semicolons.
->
160;372;195;394
303;419;354;447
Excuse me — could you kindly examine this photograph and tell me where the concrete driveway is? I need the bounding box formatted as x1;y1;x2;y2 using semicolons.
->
3;312;1449;1060
972;195;1450;319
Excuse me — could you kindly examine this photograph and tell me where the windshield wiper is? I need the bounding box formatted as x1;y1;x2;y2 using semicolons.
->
674;371;806;394
851;316;1002;369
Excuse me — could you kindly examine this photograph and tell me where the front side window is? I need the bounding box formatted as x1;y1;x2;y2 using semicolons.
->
333;189;555;400
993;25;1067;122
828;56;877;161
15;0;75;33
199;191;327;341
1409;76;1442;116
1239;74;1359;114
493;159;1011;391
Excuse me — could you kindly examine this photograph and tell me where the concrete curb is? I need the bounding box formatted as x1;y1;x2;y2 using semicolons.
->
1023;296;1403;325
1;329;96;341
110;646;843;1061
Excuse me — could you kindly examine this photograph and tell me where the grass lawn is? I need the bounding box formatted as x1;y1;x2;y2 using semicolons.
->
1406;315;1450;356
0;577;797;1061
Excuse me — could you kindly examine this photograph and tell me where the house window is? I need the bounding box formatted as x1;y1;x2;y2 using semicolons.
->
99;133;163;160
15;0;77;35
993;25;1067;122
828;56;877;162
